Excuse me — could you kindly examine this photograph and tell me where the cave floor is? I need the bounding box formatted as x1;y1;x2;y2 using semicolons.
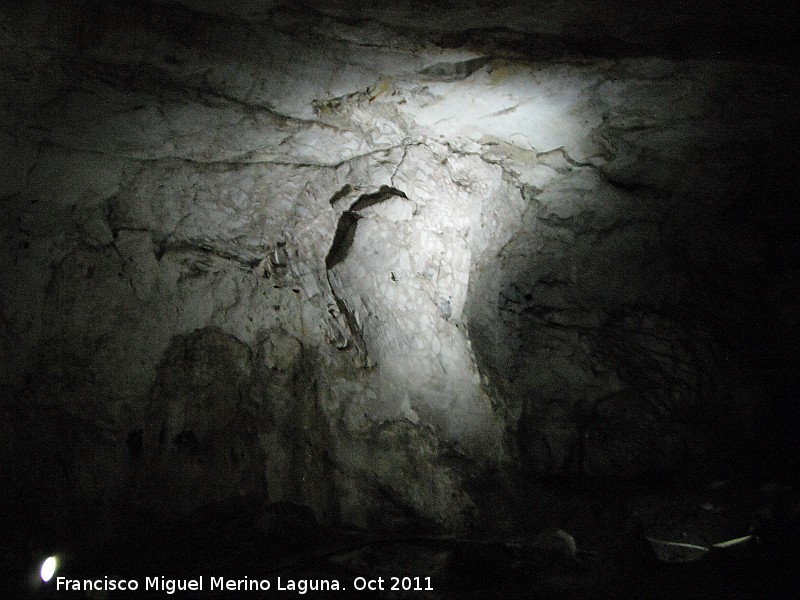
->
3;479;798;599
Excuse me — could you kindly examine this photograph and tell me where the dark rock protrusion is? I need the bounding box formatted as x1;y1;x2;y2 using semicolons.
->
329;183;354;206
326;185;408;269
349;185;408;213
326;211;361;270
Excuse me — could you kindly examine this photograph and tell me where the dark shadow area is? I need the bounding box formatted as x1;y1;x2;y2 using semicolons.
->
3;490;799;599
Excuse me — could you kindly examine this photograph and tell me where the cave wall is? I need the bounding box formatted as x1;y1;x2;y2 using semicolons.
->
2;0;799;530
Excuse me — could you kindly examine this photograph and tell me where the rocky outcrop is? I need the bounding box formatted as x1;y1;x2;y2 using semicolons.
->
2;0;798;531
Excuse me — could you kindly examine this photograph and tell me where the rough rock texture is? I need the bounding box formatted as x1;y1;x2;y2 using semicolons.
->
2;0;799;532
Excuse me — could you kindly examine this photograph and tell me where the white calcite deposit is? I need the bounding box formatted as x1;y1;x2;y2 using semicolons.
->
2;0;798;530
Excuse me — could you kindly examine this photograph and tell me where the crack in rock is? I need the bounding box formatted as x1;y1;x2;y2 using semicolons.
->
324;209;369;360
324;184;410;364
418;56;491;81
326;185;409;269
325;211;361;271
348;185;408;213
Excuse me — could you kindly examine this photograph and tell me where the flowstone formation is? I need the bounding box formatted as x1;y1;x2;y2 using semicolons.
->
2;0;798;532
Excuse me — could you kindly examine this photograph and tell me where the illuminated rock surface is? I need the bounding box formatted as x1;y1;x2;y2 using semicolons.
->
2;0;799;547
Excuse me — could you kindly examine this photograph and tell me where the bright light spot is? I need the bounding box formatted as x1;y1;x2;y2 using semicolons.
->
40;556;57;582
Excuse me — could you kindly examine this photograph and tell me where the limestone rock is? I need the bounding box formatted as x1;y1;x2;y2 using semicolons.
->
2;0;798;532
